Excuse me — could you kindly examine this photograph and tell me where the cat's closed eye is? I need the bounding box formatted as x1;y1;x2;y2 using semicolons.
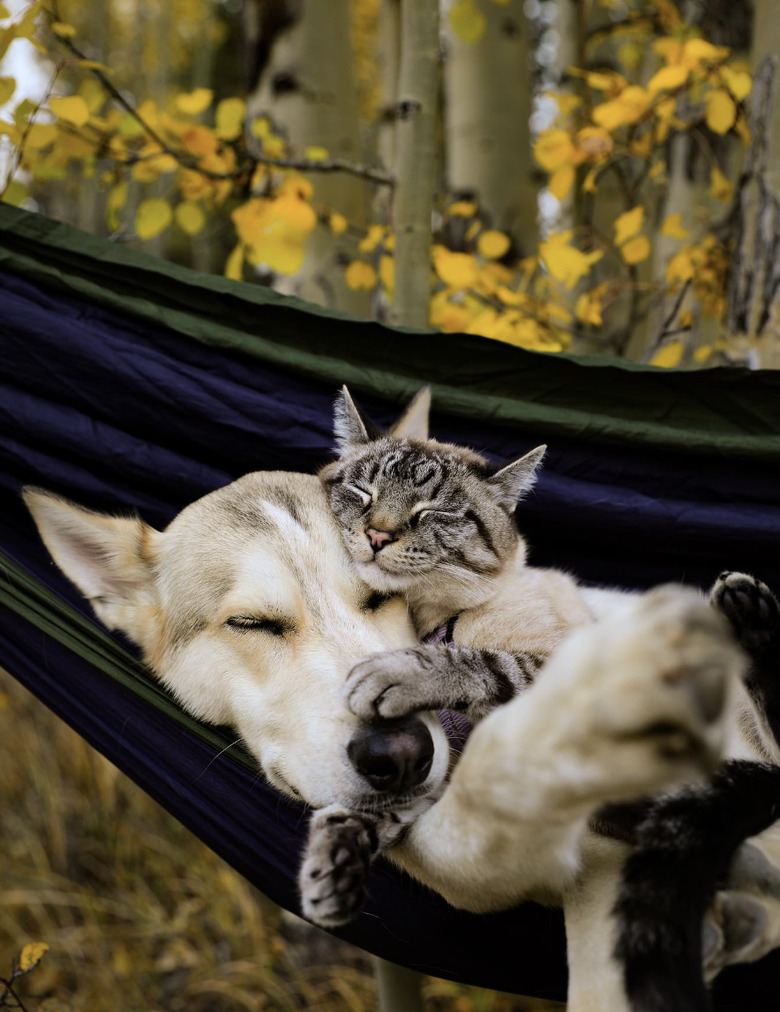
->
345;484;373;508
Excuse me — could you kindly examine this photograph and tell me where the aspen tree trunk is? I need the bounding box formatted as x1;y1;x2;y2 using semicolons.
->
724;55;780;364
745;0;780;365
443;0;536;252
247;0;370;314
390;0;438;329
374;0;401;224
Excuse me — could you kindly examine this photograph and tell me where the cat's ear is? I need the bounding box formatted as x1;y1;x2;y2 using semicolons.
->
333;386;382;452
389;386;431;441
488;444;546;510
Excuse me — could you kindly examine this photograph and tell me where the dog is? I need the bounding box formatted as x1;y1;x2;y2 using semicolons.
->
24;473;758;1011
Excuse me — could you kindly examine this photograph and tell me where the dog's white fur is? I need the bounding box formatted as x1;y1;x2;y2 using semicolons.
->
23;474;779;1010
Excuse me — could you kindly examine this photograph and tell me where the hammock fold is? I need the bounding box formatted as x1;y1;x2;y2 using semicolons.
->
1;203;779;1005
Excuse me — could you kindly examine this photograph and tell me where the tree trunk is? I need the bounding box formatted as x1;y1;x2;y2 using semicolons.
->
389;0;439;329
247;0;371;314
443;0;536;252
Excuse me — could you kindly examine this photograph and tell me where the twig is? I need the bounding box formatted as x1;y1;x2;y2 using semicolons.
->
641;278;692;362
0;63;61;197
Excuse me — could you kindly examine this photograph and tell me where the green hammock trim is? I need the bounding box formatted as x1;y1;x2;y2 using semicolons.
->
0;549;256;772
1;203;778;462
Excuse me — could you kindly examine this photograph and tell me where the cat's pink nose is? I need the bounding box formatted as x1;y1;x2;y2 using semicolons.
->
367;528;395;552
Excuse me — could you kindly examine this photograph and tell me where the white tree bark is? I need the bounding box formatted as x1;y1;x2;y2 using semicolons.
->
443;0;536;251
247;0;370;314
390;0;439;329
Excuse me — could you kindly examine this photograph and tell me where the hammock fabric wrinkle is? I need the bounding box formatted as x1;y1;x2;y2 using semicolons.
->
1;204;779;1005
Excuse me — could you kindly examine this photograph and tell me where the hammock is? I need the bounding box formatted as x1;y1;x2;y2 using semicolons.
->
1;202;779;1006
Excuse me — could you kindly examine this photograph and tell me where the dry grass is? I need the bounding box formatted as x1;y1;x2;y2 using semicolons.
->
0;668;563;1012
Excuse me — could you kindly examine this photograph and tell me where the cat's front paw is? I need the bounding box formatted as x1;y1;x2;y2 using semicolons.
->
346;649;443;720
299;806;376;929
711;572;780;654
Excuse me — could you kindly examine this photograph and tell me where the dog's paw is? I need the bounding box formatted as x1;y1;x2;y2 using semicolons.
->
559;586;744;795
299;806;376;929
346;649;443;720
711;572;780;655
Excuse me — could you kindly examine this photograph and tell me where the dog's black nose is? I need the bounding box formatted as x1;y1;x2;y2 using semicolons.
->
348;716;434;794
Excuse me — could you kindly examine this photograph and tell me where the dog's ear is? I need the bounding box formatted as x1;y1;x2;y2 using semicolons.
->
23;487;162;650
388;386;431;441
333;386;383;452
487;445;547;512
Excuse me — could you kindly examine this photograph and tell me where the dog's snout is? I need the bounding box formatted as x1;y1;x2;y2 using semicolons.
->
366;527;395;552
348;717;434;794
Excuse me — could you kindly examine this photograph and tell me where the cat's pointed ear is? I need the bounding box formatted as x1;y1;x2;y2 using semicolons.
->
389;386;431;441
333;386;382;452
488;445;546;511
23;487;161;647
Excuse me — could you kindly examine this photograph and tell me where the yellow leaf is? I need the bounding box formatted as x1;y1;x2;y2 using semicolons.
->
0;3;10;17
74;58;112;73
379;254;394;291
650;340;684;368
358;224;386;253
176;88;213;115
224;243;244;281
539;232;603;289
433;247;479;289
618;41;643;73
575;290;603;327
582;167;599;194
592;86;651;130
576;126;612;160
78;78;106;114
621;234;651;264
19;942;48;972
181;124;219;158
661;213;689;239
106;180;127;230
447;200;477;217
345;260;377;290
449;0;486;44
647;64;689;94
693;344;713;363
653;36;684;65
705;88;736;135
135;198;172;240
50;95;90;127
533;128;575;172
1;179;26;205
272;194;317;232
215;97;246;140
175;202;205;236
666;247;695;284
305;145;328;161
721;66;751;102
0;76;15;105
682;38;729;67
548;163;575;201
51;21;76;37
477;229;511;260
329;212;347;235
613;205;644;246
249;235;304;274
708;166;734;202
25;122;56;148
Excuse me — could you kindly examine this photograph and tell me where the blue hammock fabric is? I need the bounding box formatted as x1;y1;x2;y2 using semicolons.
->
1;204;780;1005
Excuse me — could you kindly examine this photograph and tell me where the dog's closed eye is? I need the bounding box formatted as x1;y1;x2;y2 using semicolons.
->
226;615;293;636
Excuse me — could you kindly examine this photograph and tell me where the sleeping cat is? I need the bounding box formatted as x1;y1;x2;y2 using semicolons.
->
301;387;780;1010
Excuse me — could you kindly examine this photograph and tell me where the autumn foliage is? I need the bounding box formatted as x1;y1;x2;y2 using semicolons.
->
0;0;764;365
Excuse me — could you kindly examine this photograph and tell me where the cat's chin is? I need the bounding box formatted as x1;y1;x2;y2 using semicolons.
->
355;560;415;593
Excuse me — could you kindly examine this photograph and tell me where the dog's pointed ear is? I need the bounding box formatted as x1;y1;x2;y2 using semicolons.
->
333;386;383;453
389;386;431;441
487;445;547;511
23;487;162;647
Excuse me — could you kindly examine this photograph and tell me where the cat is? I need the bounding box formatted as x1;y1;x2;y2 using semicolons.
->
302;387;780;1011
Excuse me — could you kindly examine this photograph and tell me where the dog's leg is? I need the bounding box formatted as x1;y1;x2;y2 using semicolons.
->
386;587;742;912
711;571;780;753
346;644;540;724
299;796;437;928
614;761;780;1012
